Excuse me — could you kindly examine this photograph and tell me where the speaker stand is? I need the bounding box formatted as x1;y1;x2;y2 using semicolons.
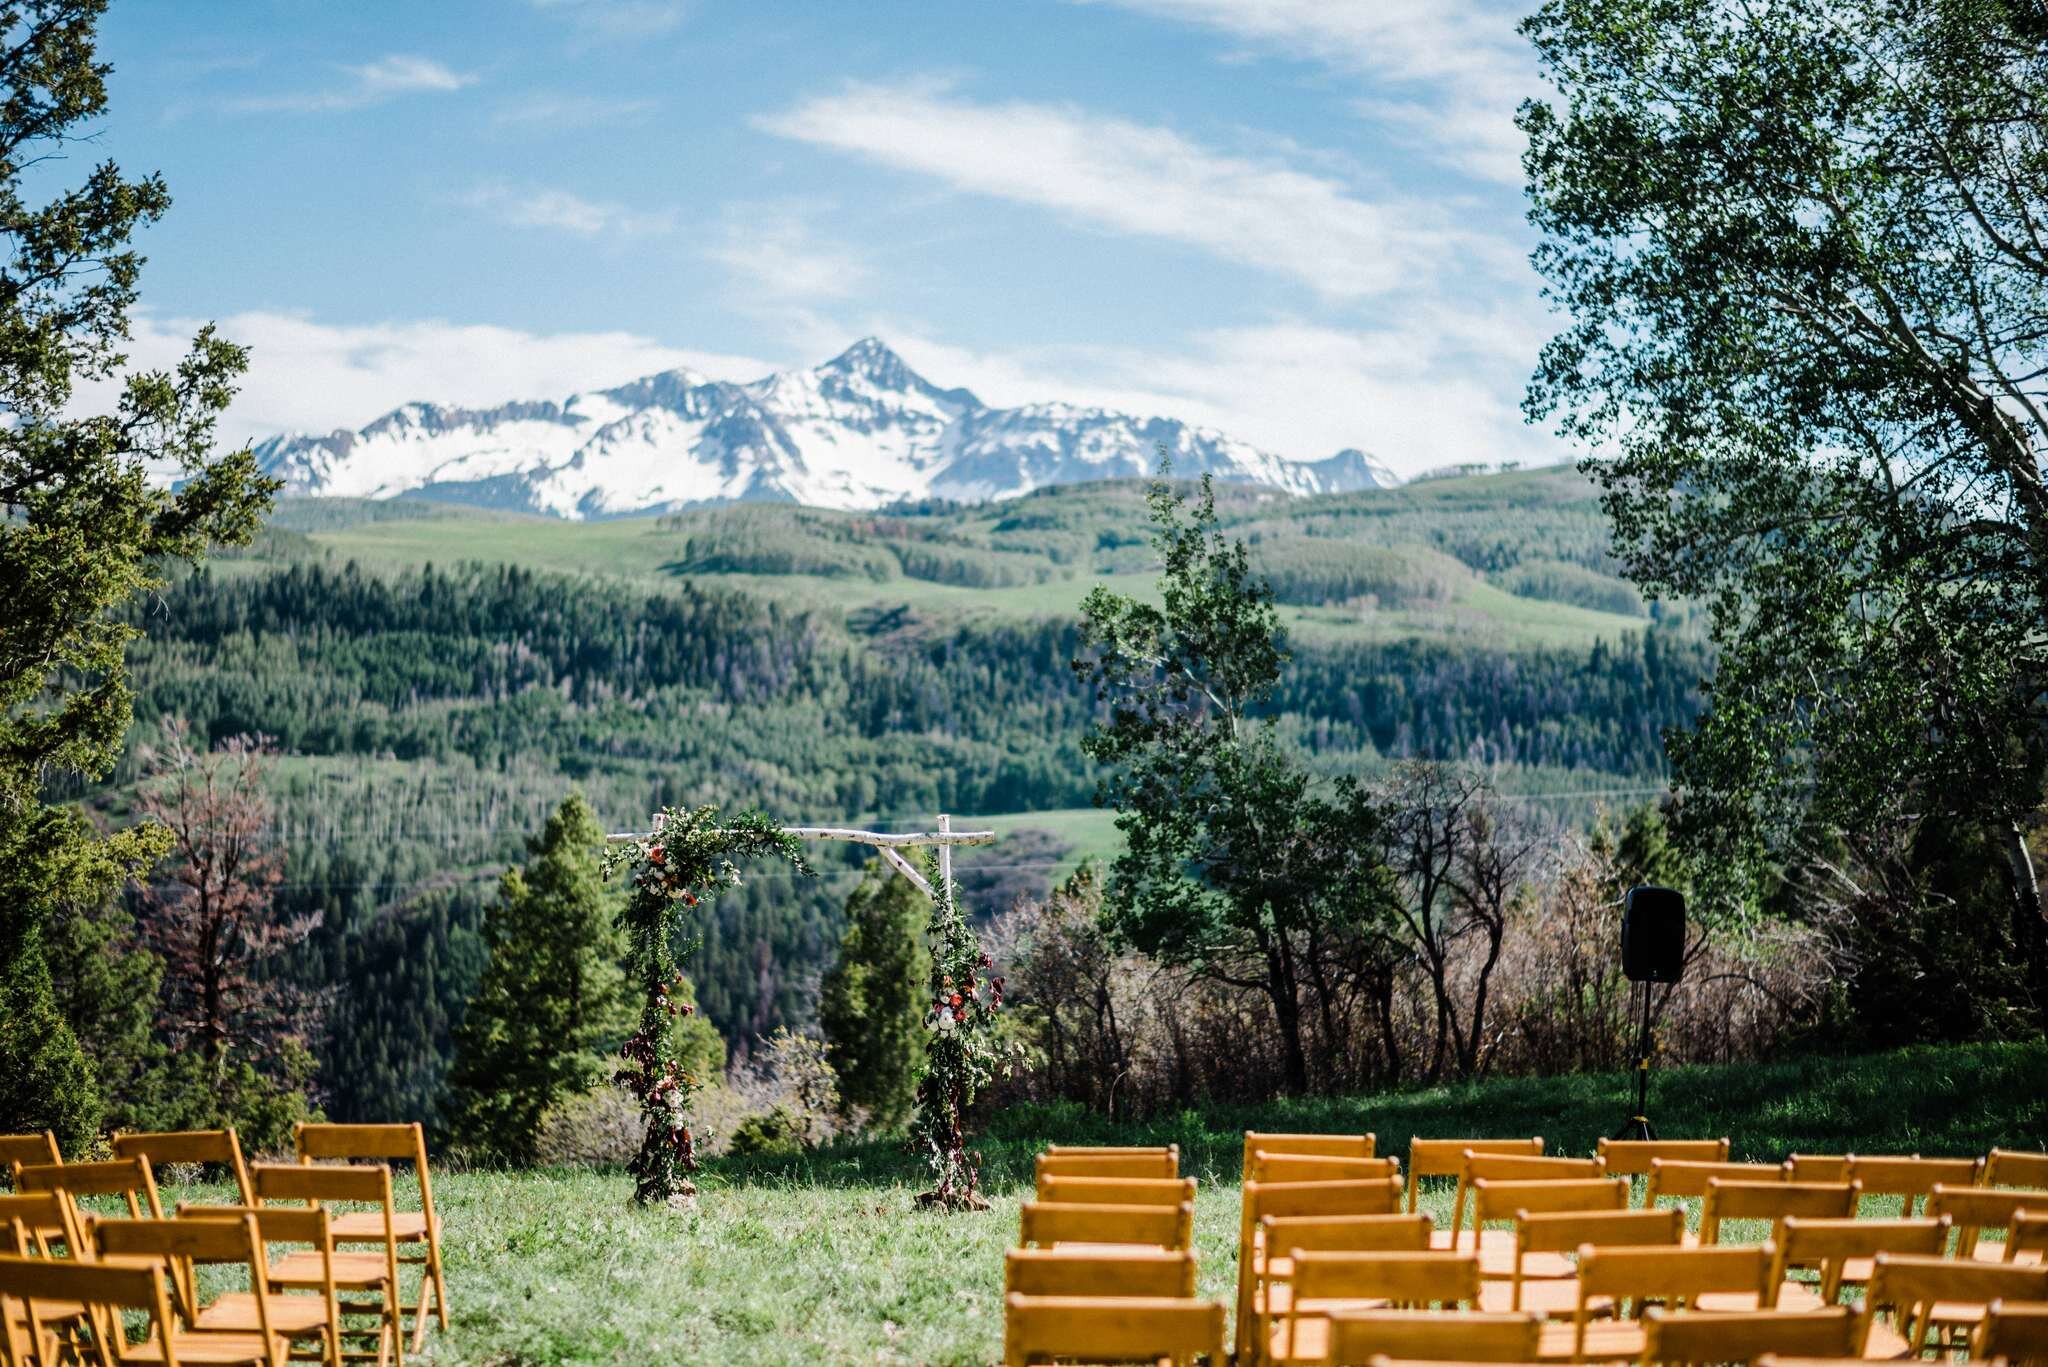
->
1612;980;1657;1141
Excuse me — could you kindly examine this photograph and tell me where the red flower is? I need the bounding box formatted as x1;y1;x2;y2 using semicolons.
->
649;846;666;865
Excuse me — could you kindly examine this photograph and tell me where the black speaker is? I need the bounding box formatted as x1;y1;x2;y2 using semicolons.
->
1621;885;1686;984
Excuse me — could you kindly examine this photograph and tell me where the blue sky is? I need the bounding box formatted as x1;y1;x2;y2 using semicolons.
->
93;0;1557;476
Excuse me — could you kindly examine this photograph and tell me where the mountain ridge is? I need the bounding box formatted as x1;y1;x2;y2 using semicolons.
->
254;338;1401;518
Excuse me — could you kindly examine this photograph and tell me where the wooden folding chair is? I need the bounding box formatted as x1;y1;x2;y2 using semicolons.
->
1254;1214;1436;1337
1595;1140;1730;1177
1451;1156;1607;1249
1985;1149;2048;1189
179;1204;345;1367
1409;1140;1544;1221
0;1211;90;1364
1002;1293;1225;1366
294;1124;445;1353
1468;1179;1629;1282
1697;1181;1856;1246
1490;1207;1683;1315
1858;1251;2048;1355
13;1157;165;1219
0;1136;60;1186
1034;1148;1178;1182
0;1250;280;1367
1766;1215;1946;1304
1237;1179;1406;1363
254;1163;404;1367
1931;1183;2048;1260
1251;1153;1401;1186
1274;1252;1481;1366
1841;1155;1982;1215
1017;1200;1194;1251
1640;1305;1856;1365
86;1214;290;1367
1033;1175;1196;1207
0;1195;79;1260
1327;1309;1541;1365
1001;1246;1197;1298
1245;1132;1376;1175
1974;1298;2048;1365
1644;1160;1787;1212
113;1131;256;1207
1556;1242;1778;1362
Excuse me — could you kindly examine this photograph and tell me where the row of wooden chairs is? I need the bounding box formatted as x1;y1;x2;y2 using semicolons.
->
1009;1145;1228;1364
0;1123;449;1367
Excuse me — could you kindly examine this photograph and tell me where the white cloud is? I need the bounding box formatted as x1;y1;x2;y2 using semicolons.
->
707;207;869;303
1081;0;1538;185
493;93;660;127
232;54;476;114
98;312;775;447
459;181;677;237
756;81;1491;301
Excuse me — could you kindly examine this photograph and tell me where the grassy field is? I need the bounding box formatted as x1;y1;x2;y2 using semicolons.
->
233;1041;2047;1365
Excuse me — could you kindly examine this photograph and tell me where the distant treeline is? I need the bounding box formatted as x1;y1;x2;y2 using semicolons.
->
106;560;1705;1123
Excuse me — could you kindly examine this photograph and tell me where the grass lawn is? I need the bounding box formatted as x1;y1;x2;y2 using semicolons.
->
319;1041;2048;1365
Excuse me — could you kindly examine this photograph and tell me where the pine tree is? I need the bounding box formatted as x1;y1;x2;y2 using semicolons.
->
0;1;275;1148
445;795;633;1164
818;862;929;1129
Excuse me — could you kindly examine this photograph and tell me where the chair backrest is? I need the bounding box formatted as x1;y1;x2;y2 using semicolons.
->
1033;1151;1177;1182
1642;1306;1856;1365
1786;1154;1849;1182
1017;1200;1193;1250
1646;1159;1788;1203
2007;1210;2048;1263
11;1157;162;1218
1247;1177;1406;1225
1845;1155;1983;1206
1470;1177;1628;1228
1975;1299;2048;1365
0;1251;180;1365
1861;1253;2048;1356
1700;1180;1859;1244
1002;1293;1225;1367
1930;1183;2048;1254
0;1194;77;1256
1033;1175;1195;1207
1250;1152;1400;1186
1596;1139;1730;1175
1001;1247;1196;1298
1452;1154;1605;1233
0;1134;61;1177
1515;1206;1685;1255
1985;1149;2048;1189
1407;1139;1543;1210
1243;1131;1375;1174
1288;1251;1480;1310
1043;1144;1177;1159
1261;1212;1434;1255
1768;1216;1949;1302
111;1130;254;1205
1577;1243;1775;1314
1326;1309;1541;1365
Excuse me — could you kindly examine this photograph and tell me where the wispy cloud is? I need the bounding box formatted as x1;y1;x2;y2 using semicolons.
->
1080;0;1538;185
757;81;1491;301
707;206;869;303
459;181;677;237
530;0;689;40
97;312;773;447
231;54;476;114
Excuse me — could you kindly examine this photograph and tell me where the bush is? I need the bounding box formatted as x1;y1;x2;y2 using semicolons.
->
727;1107;805;1158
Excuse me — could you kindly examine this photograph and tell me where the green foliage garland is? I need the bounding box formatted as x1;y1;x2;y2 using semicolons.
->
603;805;808;1206
910;851;1005;1210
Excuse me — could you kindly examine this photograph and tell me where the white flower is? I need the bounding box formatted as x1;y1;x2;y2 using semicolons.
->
936;1012;956;1033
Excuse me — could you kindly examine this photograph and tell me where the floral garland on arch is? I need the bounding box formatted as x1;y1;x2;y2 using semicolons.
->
910;848;1011;1211
603;805;809;1207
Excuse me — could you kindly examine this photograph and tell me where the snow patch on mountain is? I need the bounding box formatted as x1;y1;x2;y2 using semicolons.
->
253;338;1401;516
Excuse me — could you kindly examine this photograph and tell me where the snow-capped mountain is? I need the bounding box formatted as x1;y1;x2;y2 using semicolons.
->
254;338;1400;517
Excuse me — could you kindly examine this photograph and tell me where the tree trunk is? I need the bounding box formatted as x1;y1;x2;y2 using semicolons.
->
2002;821;2048;1010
